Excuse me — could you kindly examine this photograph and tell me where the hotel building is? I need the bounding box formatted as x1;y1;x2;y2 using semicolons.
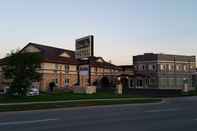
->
0;43;119;92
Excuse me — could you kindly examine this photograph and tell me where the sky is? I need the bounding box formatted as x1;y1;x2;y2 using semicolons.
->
0;0;197;65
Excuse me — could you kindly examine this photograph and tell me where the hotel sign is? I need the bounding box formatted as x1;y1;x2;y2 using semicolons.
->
75;35;94;59
79;65;89;76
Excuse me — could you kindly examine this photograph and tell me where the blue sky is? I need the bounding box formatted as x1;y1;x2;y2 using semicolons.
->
0;0;197;65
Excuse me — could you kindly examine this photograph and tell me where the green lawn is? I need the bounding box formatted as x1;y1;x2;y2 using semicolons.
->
0;92;146;103
0;98;161;112
0;92;162;112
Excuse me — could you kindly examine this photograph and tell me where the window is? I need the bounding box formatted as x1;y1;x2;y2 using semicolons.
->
177;78;184;87
150;79;155;86
160;64;164;70
166;65;169;70
140;80;143;87
190;65;194;70
142;65;145;70
137;64;145;71
169;78;175;88
65;79;69;84
137;80;143;87
184;65;187;71
91;67;95;72
130;80;133;88
135;65;138;70
146;79;149;85
65;65;69;73
55;79;58;84
55;64;59;70
148;65;151;70
176;65;180;71
139;64;143;71
169;64;174;71
137;65;139;70
152;65;156;70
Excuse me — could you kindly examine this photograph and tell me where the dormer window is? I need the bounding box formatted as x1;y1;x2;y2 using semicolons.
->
97;58;104;63
59;52;70;58
22;45;40;53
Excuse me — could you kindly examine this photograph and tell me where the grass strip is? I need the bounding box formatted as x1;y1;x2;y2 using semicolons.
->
0;92;148;103
0;98;161;112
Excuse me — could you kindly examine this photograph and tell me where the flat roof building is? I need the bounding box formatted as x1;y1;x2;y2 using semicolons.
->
133;53;196;91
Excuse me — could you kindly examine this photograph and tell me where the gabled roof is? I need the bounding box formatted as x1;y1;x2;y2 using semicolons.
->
118;65;134;71
1;43;119;68
0;57;9;65
21;43;78;65
79;56;118;69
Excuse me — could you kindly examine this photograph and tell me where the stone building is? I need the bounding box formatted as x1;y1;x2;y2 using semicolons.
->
79;56;119;89
132;53;196;91
0;43;119;92
117;65;134;88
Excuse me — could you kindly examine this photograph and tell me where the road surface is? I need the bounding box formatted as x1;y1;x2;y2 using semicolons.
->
0;96;197;131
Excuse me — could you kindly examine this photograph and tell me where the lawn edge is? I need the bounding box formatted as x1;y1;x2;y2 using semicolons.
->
0;98;162;112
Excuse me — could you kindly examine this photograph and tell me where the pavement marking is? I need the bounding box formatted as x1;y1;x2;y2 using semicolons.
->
0;118;59;126
145;108;179;113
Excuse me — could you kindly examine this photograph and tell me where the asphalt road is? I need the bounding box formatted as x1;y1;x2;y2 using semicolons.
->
1;97;197;131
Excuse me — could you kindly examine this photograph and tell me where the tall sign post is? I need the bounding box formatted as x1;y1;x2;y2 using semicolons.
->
75;35;94;59
75;35;94;87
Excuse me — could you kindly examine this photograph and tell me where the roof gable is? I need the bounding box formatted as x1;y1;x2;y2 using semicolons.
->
25;43;78;64
59;52;71;58
21;45;41;53
97;58;104;63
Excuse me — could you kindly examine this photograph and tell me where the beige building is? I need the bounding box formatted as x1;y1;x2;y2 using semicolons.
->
0;43;119;92
78;57;119;89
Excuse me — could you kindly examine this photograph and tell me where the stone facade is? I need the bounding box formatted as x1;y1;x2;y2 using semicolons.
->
0;43;119;92
2;42;195;93
90;66;118;87
78;58;119;89
38;62;119;91
39;62;78;91
133;53;196;91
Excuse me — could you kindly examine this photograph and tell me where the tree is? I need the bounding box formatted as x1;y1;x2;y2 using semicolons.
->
2;50;42;96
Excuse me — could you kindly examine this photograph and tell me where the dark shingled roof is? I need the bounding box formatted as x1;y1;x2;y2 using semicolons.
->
78;56;119;69
0;57;9;65
1;43;118;69
0;59;3;65
118;65;134;71
23;43;78;65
